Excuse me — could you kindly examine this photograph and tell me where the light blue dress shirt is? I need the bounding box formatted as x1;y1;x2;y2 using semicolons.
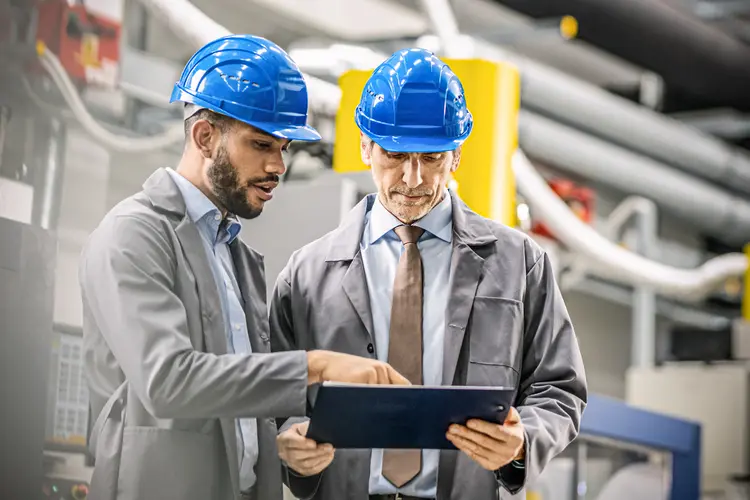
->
166;168;259;491
361;192;453;498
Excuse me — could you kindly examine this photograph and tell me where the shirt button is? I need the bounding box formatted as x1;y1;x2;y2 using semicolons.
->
367;343;374;354
214;214;221;221
233;323;242;331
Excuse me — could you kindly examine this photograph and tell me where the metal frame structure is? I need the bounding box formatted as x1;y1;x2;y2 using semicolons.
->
580;394;702;500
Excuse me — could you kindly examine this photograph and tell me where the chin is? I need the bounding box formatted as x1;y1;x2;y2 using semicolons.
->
396;208;427;224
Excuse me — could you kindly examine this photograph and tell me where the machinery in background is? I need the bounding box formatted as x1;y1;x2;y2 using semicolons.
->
0;2;120;497
42;473;89;500
529;394;700;500
627;363;749;498
531;178;595;241
0;217;57;500
2;0;122;89
35;0;122;89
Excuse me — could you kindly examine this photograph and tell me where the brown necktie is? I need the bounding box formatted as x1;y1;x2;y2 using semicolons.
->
382;224;424;488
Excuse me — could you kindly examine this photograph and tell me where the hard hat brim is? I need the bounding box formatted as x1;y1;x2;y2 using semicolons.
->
171;87;322;142
368;133;469;154
252;121;322;142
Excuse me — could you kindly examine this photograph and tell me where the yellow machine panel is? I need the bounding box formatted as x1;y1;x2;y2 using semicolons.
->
333;59;520;227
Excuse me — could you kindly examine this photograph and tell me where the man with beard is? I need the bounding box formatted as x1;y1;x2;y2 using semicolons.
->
270;48;587;500
78;35;408;500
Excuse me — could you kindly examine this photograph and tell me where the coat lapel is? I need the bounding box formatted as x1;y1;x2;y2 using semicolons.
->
442;240;485;386
143;168;240;498
442;191;498;386
326;196;375;342
341;253;375;338
230;241;270;354
174;219;228;355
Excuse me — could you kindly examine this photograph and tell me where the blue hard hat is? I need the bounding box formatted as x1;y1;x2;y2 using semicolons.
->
355;48;473;153
171;34;321;142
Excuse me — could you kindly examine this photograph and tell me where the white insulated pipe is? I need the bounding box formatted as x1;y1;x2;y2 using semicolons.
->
519;110;750;246
455;35;750;195
513;149;747;300
137;0;750;299
137;0;342;117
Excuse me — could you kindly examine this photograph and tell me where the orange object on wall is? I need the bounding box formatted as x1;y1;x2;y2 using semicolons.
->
36;0;121;88
531;178;594;240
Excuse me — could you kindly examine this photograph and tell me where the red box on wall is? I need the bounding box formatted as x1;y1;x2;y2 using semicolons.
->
36;0;121;88
531;178;595;240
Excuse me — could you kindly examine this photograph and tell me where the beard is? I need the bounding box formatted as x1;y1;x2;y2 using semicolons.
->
383;186;436;223
207;144;277;220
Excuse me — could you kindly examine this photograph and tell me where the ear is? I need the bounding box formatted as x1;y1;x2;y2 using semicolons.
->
191;119;219;159
360;133;373;166
450;146;462;173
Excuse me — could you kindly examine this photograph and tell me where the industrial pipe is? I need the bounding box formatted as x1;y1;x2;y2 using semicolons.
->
141;0;750;301
417;33;750;196
518;110;750;247
513;149;747;300
137;0;341;117
416;0;463;58
494;0;750;112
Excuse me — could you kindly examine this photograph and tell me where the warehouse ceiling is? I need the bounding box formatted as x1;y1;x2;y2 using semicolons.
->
142;0;644;89
491;0;750;113
138;0;750;148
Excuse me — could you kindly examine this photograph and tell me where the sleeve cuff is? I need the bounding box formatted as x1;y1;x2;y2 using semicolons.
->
282;463;324;500
495;461;526;494
495;434;530;494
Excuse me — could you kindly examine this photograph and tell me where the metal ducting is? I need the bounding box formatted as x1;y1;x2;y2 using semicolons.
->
416;33;750;197
516;57;750;197
493;0;750;111
518;110;750;247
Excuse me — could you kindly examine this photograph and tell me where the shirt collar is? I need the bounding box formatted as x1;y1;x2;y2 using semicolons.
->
367;190;453;245
166;168;242;244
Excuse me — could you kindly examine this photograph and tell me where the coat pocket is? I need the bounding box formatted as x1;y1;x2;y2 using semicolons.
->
117;427;218;500
88;383;127;500
467;296;523;390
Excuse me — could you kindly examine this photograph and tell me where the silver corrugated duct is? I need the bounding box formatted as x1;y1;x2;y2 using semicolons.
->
419;33;750;196
518;60;750;195
518;110;750;246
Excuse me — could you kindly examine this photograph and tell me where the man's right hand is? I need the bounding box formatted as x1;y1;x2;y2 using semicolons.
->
306;350;410;385
277;421;334;477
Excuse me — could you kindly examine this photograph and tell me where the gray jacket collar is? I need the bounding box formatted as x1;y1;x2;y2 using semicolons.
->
326;190;498;262
142;167;188;218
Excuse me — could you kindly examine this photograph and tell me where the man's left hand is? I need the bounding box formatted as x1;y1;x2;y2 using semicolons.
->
446;407;525;471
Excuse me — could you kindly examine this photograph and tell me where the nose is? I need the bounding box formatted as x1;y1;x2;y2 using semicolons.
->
265;150;287;176
402;156;423;189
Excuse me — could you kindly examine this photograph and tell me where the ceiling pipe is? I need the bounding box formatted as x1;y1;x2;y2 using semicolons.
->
493;0;750;112
518;110;750;247
513;149;747;300
417;33;750;197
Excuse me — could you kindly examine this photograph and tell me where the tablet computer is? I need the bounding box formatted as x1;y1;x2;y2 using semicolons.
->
306;382;515;450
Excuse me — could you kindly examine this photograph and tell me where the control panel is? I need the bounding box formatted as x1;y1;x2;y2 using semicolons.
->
42;478;89;500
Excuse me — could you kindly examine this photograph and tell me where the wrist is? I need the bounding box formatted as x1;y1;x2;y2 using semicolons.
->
306;351;324;385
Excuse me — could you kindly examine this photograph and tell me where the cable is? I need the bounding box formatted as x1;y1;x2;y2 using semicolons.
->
513;149;747;300
36;42;184;152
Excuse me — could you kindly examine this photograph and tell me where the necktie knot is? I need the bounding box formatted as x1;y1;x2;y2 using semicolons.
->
394;225;424;245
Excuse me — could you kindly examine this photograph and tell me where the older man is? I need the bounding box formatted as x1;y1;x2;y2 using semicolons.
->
270;48;587;500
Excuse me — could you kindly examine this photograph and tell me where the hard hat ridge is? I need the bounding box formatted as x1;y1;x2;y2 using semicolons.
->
171;34;321;142
355;48;473;153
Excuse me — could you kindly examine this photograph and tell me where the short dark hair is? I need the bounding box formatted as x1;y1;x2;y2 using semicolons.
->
183;108;235;143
